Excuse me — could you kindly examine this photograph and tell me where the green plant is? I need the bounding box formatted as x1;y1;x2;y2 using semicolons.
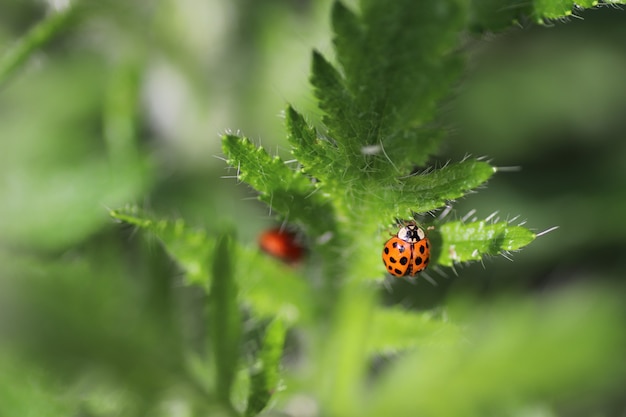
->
107;1;626;416
3;1;626;416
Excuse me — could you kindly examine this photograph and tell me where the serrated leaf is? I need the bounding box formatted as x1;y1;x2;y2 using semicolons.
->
469;0;625;26
367;308;462;355
110;207;314;323
285;106;338;186
338;0;465;131
310;0;466;174
222;135;337;237
110;206;214;285
378;159;495;219
310;51;359;160
435;220;536;266
222;135;314;197
356;0;465;169
209;233;241;404
286;106;337;187
468;0;531;32
331;2;363;81
245;318;287;417
533;0;595;20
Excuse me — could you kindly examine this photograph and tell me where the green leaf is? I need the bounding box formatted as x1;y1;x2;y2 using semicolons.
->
110;207;315;323
367;308;463;355
434;219;536;266
468;0;531;32
209;232;241;405
0;353;75;417
469;0;626;27
111;206;214;286
103;59;142;167
365;287;626;417
378;159;496;220
222;135;314;198
286;105;338;188
245;318;287;417
236;251;315;324
0;56;149;251
222;134;337;238
0;249;186;402
310;0;466;174
309;51;358;162
318;283;377;417
533;0;598;20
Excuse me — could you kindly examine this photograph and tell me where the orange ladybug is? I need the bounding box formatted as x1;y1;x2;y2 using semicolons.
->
382;221;430;277
259;227;305;265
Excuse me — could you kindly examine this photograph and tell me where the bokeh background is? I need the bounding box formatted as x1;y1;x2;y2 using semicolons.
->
1;0;626;415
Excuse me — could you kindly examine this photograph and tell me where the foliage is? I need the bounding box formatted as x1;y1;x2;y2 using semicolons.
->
222;0;534;286
468;0;626;30
1;1;625;417
110;206;314;323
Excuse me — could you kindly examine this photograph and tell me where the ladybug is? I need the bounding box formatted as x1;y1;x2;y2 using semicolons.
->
259;227;305;265
382;221;430;277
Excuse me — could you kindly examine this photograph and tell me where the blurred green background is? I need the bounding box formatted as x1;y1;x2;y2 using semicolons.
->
1;0;626;415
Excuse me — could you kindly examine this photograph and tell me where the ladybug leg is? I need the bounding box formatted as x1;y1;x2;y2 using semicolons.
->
393;217;408;228
420;271;438;286
387;219;403;236
382;276;395;293
405;275;418;285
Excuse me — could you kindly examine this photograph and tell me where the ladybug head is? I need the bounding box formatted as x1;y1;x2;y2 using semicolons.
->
397;222;425;243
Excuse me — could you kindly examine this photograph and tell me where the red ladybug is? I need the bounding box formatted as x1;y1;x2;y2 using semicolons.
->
258;227;305;265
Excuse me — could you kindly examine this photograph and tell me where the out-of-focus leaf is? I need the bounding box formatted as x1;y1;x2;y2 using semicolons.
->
245;318;287;417
0;353;74;417
111;206;315;323
209;233;241;405
318;283;377;417
365;286;626;417
111;206;215;286
0;56;150;250
0;249;185;399
0;7;76;87
367;307;462;355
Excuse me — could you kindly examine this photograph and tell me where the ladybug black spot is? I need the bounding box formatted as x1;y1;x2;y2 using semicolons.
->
392;241;398;248
384;247;390;255
398;245;406;253
389;257;397;264
414;256;423;265
388;265;393;271
399;256;408;265
394;268;403;276
419;244;425;254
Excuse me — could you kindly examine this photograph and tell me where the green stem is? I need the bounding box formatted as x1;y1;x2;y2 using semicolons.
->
0;7;76;88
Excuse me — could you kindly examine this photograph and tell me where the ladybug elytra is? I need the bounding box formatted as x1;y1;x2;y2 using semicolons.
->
382;221;430;277
259;227;305;265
